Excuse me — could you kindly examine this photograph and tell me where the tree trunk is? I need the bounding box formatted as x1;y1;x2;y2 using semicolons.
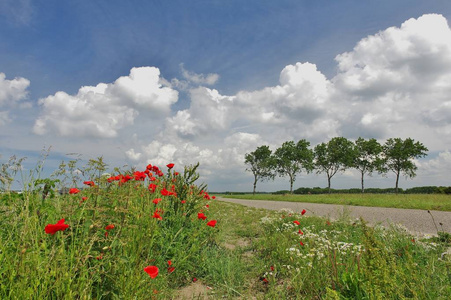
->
361;172;365;193
328;176;331;194
395;172;400;194
290;174;293;194
253;176;257;195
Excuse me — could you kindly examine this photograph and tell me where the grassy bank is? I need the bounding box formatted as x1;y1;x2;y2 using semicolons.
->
220;193;451;211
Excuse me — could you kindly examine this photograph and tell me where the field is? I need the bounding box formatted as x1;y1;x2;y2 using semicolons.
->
0;162;450;299
221;193;451;211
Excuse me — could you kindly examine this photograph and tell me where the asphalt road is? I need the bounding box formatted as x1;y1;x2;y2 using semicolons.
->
217;197;451;237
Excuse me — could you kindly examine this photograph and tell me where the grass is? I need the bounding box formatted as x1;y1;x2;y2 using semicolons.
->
220;193;451;211
1;157;450;299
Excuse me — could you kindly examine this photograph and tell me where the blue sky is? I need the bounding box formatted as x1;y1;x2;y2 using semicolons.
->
1;0;451;191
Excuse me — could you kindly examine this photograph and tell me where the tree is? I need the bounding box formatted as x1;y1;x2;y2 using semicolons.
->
244;145;275;194
380;138;428;194
273;140;314;193
353;137;383;193
314;137;355;193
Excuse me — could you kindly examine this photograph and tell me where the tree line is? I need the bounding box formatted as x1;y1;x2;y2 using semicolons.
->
244;137;428;194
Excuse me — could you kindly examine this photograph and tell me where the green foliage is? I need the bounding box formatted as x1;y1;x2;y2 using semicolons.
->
353;138;383;193
380;138;428;193
244;145;275;194
315;137;355;193
273;140;314;194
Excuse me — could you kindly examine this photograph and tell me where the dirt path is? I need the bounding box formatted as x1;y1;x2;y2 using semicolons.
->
217;197;451;237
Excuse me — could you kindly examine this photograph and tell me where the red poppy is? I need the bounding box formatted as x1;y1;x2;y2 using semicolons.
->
181;200;186;204
83;181;95;186
298;229;303;235
300;241;304;246
81;196;88;202
153;198;162;205
207;220;217;227
96;253;103;260
144;266;159;279
293;220;300;226
301;209;306;215
146;164;153;170
212;196;216;200
149;176;156;181
161;188;176;196
326;220;331;226
174;172;179;176
45;219;69;235
148;183;157;193
69;188;80;194
167;163;175;169
152;210;163;220
133;171;147;181
270;265;275;271
197;212;207;220
168;266;175;273
105;224;115;231
192;277;197;282
168;260;172;266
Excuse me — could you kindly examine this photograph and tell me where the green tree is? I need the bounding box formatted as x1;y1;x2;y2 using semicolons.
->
380;138;428;194
353;137;383;193
314;137;355;193
244;145;275;195
273;140;314;194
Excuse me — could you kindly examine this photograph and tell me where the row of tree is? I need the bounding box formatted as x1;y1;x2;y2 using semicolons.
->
244;137;428;194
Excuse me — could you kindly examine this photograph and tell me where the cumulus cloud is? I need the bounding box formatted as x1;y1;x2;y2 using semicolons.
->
0;73;30;106
34;67;178;138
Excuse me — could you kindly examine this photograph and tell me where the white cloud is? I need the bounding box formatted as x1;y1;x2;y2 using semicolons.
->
180;63;219;85
0;73;30;106
34;67;178;138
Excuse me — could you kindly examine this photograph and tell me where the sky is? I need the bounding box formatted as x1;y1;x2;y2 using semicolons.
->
1;0;451;192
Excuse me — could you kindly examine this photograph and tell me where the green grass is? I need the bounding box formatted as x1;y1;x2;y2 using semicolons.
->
1;156;450;299
221;193;451;211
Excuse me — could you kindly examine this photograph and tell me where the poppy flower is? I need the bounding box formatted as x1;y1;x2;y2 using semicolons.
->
152;210;163;220
148;184;157;193
300;241;304;246
197;212;207;220
192;277;197;282
83;181;95;186
181;200;186;204
212;196;216;200
301;209;306;215
133;171;147;181
161;188;176;196
174;172;179;176
80;196;88;202
298;229;303;235
144;266;159;279
206;220;217;227
167;163;175;169
293;220;300;226
153;198;162;205
146;164;152;170
45;219;69;235
105;224;115;231
69;188;80;194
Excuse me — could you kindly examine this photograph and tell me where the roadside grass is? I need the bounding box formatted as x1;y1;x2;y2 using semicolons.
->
1;152;450;299
220;193;451;211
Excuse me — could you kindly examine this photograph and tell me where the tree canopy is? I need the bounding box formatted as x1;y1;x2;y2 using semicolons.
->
244;145;275;194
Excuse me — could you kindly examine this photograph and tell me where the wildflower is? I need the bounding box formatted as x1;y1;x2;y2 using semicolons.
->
205;204;209;209
326;220;331;226
298;229;303;235
192;277;197;282
153;198;162;205
83;181;95;186
144;266;159;279
96;253;103;260
45;219;69;235
270;265;275;271
69;188;80;194
148;183;157;193
167;163;175;169
152;210;163;220
207;220;217;227
167;260;175;273
181;200;186;204
212;196;216;200
80;196;88;203
146;164;152;170
105;224;115;231
301;209;306;215
149;176;156;181
174;172;179;176
161;188;176;196
300;241;304;246
198;212;207;220
293;220;300;226
133;171;147;181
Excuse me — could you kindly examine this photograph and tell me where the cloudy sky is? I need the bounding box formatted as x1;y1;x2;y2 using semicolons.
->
1;0;451;192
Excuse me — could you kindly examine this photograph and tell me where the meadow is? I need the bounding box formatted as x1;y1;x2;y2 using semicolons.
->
221;193;451;211
0;160;450;299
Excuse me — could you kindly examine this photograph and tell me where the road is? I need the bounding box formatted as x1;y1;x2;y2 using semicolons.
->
217;197;451;236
